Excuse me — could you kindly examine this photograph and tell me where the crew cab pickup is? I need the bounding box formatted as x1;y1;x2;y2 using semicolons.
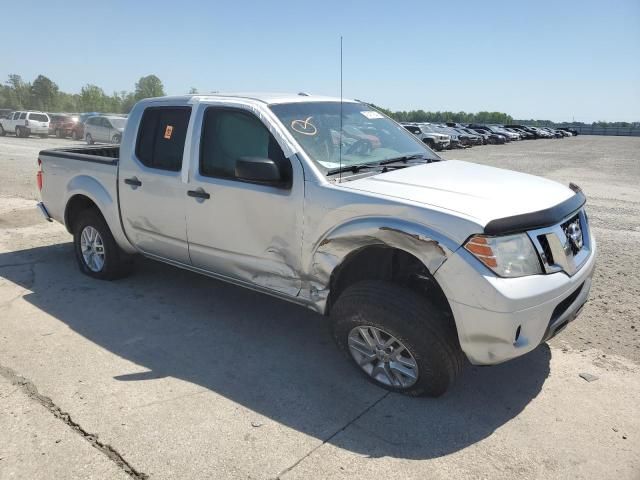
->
37;93;596;396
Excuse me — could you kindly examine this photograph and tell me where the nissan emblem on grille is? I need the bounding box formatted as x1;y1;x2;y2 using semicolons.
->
565;220;583;253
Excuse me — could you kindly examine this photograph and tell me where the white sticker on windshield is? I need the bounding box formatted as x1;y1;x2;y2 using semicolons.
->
360;111;384;119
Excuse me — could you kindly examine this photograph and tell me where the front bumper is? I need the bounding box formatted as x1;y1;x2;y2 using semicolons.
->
434;235;597;365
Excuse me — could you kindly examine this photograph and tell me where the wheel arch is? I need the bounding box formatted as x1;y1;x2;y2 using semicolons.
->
326;245;453;320
63;176;135;253
307;217;458;315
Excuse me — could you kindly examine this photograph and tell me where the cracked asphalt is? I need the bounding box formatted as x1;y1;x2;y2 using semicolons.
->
1;135;639;479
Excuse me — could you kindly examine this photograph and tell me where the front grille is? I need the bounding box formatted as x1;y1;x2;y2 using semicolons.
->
528;208;591;276
537;235;554;265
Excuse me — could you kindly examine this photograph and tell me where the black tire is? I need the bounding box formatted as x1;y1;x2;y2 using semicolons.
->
72;129;80;140
331;280;464;397
72;209;133;280
0;125;5;136
112;134;121;144
15;127;22;138
423;138;436;150
85;133;94;145
39;134;47;138
55;129;64;138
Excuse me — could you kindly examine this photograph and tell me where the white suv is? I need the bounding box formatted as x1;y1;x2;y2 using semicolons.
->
0;111;50;138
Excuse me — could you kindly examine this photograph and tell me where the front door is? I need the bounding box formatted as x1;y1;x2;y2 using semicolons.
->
185;105;304;296
119;106;193;264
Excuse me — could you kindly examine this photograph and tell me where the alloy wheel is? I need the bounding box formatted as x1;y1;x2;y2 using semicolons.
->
80;226;105;272
347;325;419;388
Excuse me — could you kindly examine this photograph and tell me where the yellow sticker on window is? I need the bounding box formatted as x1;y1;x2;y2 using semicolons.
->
164;125;173;139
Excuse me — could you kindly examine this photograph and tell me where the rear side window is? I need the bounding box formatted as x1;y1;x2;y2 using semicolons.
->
29;113;48;122
136;107;191;171
19;112;26;119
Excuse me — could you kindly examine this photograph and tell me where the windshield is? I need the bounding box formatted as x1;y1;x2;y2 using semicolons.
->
109;117;127;129
269;102;440;171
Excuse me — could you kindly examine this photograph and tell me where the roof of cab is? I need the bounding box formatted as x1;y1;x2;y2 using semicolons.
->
143;92;360;105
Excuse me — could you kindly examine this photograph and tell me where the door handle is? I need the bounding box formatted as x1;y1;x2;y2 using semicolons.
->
124;177;142;187
187;188;210;200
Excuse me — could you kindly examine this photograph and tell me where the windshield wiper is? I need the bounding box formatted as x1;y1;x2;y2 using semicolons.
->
379;153;433;165
327;154;434;176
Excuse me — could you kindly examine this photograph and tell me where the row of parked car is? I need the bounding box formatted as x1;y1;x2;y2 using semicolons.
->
0;110;127;144
401;122;579;150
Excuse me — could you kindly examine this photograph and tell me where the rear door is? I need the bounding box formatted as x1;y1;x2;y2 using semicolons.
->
101;117;112;142
95;117;108;142
119;105;192;264
5;112;17;130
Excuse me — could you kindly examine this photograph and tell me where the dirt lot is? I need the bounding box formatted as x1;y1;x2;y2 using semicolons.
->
1;135;639;479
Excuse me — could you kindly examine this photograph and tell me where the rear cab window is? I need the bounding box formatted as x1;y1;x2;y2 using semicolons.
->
136;107;191;171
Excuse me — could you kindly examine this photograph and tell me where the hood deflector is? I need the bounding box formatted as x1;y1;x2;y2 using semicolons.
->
483;190;586;235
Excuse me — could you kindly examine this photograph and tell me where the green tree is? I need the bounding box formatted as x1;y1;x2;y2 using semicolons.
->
79;84;108;111
134;75;165;101
31;75;59;111
6;74;31;109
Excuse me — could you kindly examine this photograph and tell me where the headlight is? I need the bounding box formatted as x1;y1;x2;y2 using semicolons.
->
464;233;542;277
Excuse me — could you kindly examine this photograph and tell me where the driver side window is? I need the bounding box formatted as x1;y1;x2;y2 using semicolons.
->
199;108;287;180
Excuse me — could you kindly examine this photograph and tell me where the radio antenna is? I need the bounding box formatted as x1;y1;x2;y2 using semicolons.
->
339;35;343;183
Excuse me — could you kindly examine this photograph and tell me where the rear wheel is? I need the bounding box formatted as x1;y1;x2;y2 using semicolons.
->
72;209;133;280
85;133;94;145
55;129;64;138
111;134;121;144
15;127;23;138
423;138;436;150
331;281;464;397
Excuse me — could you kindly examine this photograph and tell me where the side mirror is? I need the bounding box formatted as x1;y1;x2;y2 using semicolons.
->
235;156;284;186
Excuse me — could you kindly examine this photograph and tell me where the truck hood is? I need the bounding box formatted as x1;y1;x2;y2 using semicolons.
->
341;160;575;228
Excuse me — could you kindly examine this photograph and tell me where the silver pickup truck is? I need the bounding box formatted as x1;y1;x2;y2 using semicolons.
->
37;93;596;396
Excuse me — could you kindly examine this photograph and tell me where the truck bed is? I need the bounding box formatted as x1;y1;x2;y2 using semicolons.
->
38;144;121;228
39;145;119;164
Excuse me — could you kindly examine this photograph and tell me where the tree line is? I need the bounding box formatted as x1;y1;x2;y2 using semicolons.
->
0;74;170;113
371;104;514;125
1;74;636;127
368;103;637;127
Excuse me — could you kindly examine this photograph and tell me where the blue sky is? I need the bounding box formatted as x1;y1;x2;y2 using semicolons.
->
1;0;638;122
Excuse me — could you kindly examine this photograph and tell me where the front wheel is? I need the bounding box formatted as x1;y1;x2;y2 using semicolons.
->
73;209;132;280
0;125;5;136
85;133;94;145
111;134;121;144
331;281;464;397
